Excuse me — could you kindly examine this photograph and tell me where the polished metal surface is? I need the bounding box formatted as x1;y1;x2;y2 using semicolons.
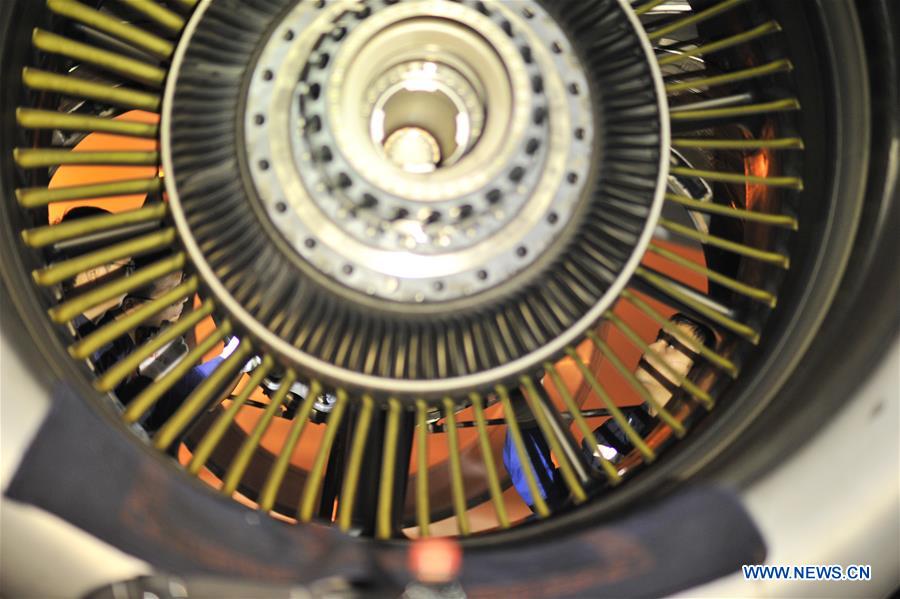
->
163;0;670;396
244;0;595;302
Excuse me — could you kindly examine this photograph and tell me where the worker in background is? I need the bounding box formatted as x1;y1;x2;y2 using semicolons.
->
503;313;716;511
62;207;239;437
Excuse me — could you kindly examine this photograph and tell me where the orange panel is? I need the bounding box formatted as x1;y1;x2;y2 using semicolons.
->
47;110;159;224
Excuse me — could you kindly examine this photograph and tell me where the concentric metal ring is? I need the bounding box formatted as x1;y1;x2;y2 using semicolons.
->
8;0;870;546
161;0;670;399
248;0;590;301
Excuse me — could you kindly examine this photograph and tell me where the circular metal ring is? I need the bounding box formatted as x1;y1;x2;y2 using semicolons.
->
246;0;594;302
161;0;670;398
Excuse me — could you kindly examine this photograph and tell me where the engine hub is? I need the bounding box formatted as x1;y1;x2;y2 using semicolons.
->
162;0;669;398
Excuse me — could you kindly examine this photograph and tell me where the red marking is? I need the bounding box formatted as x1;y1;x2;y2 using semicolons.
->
409;537;462;584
